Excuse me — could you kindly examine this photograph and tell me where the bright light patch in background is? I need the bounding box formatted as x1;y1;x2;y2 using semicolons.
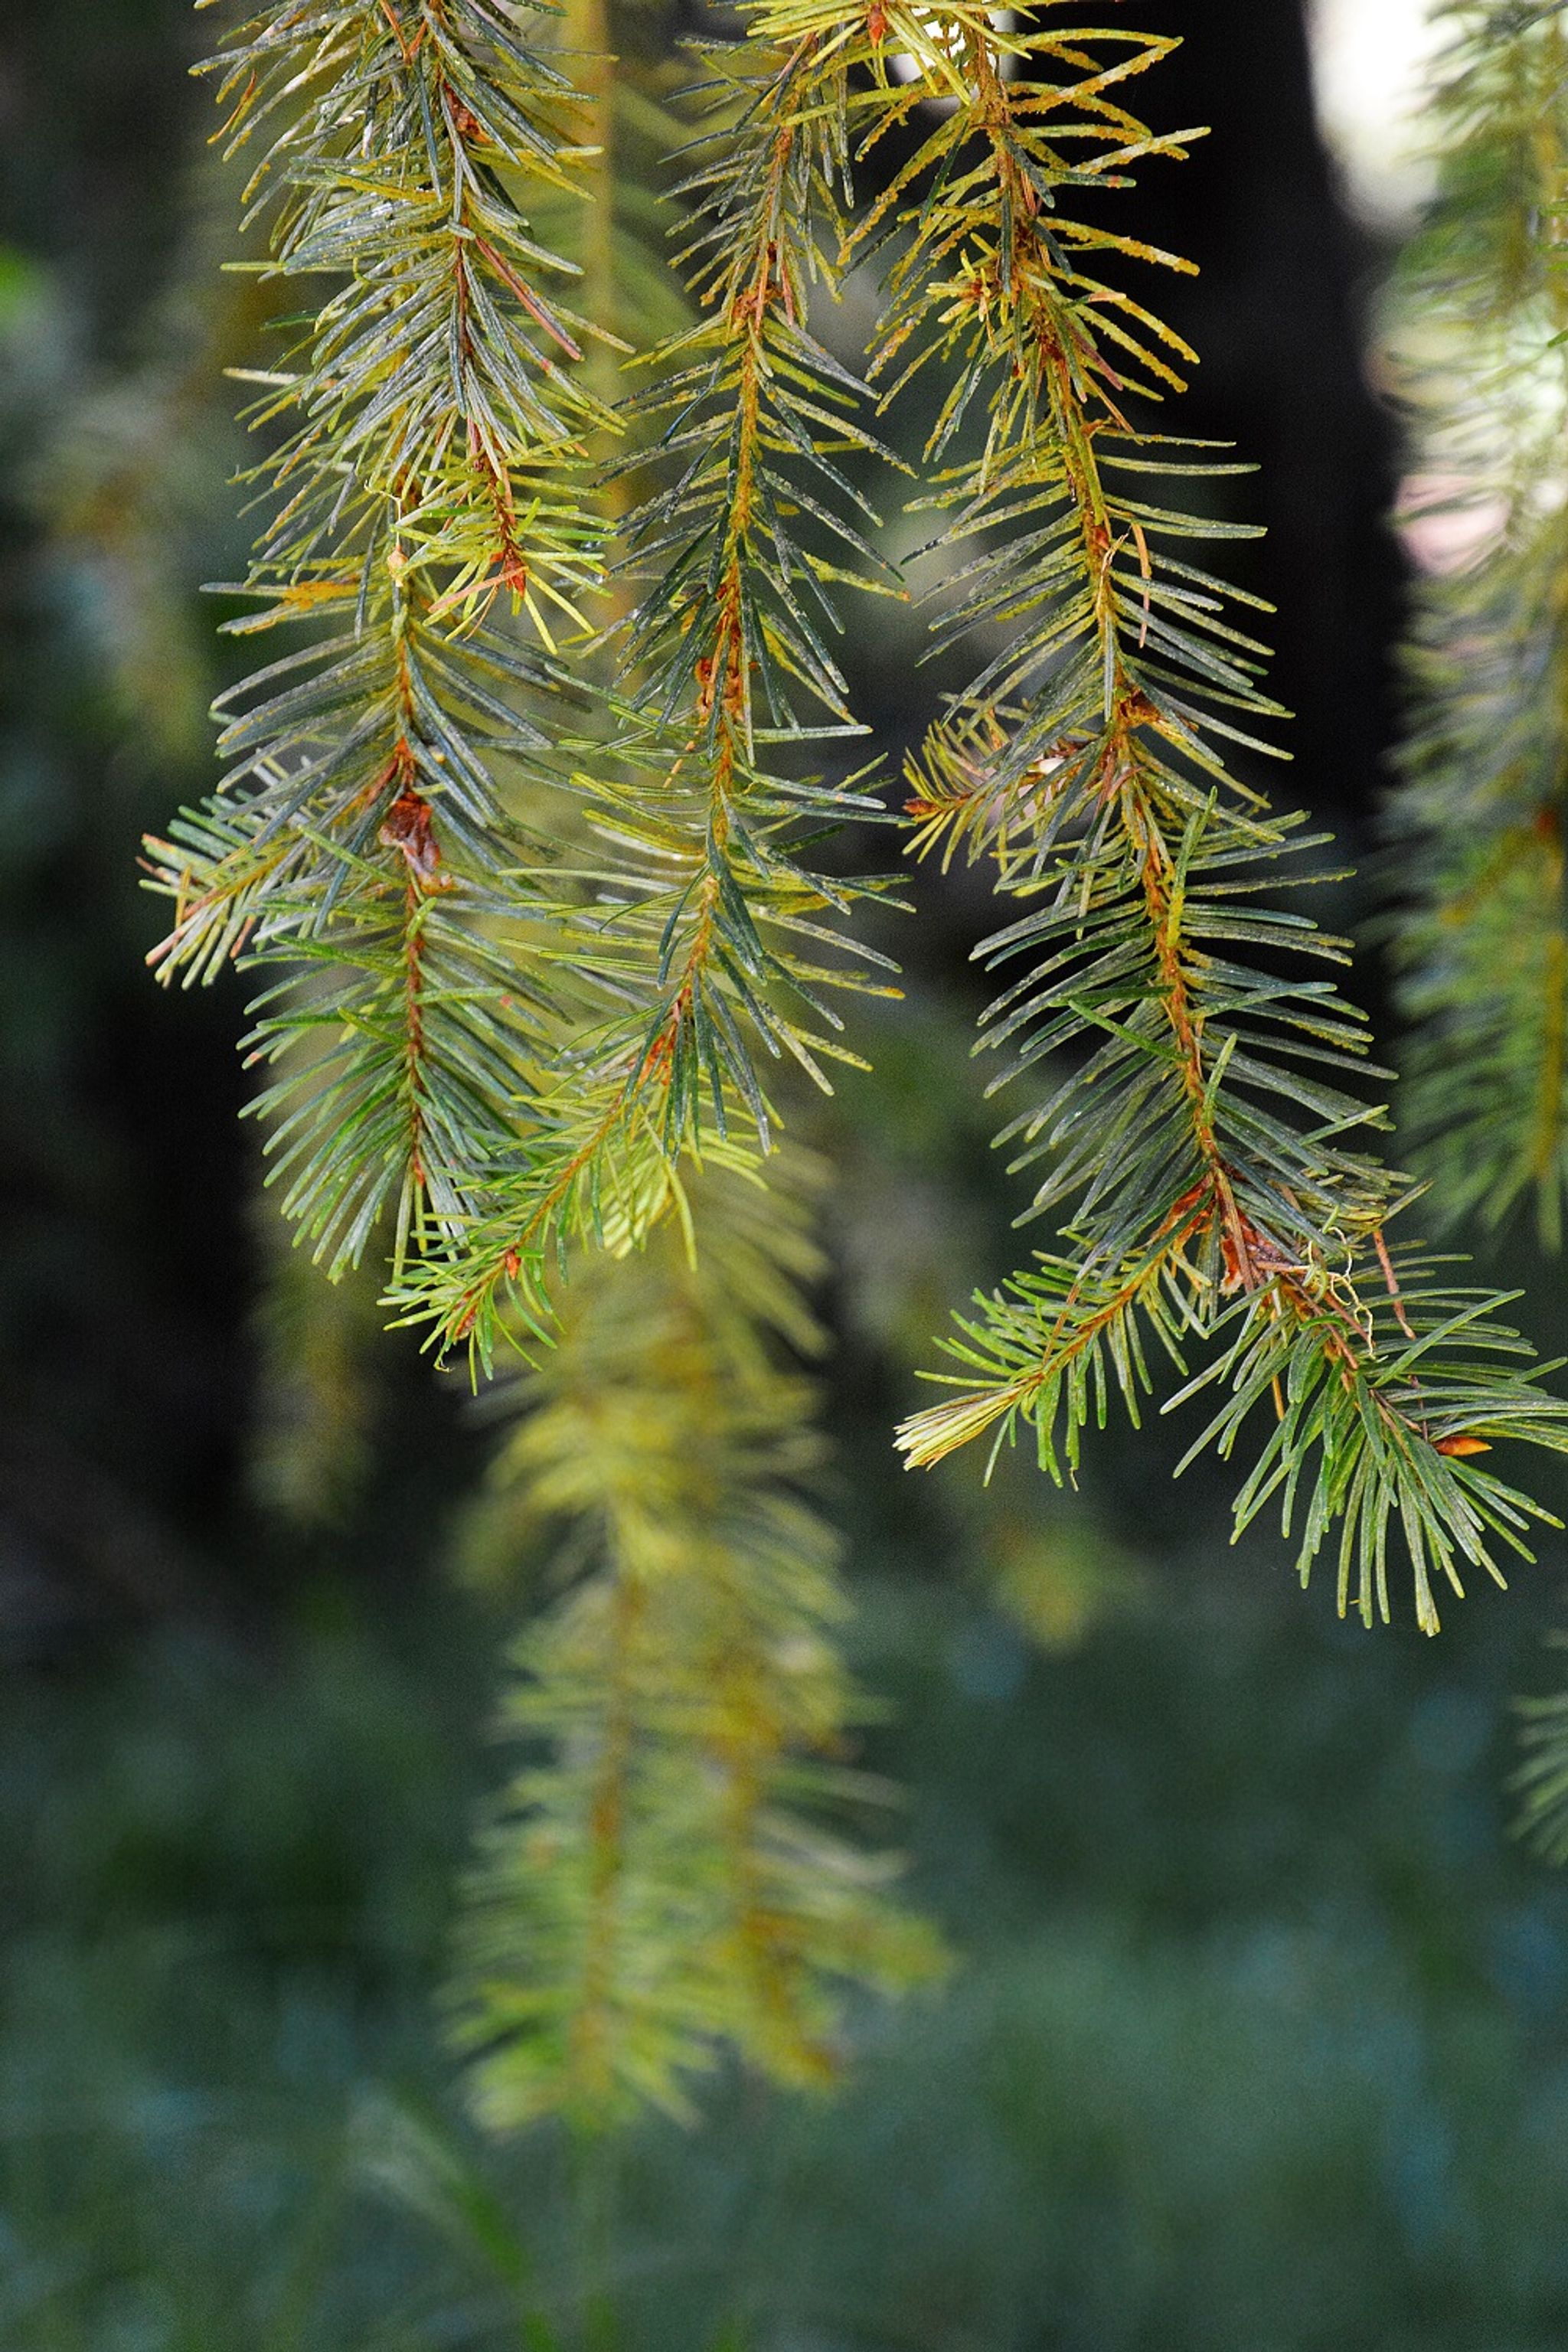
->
1306;0;1446;229
889;8;1016;93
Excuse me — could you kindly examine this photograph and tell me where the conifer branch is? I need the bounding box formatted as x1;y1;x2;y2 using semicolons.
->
142;0;617;1274
391;12;910;1362
1387;0;1568;1244
452;1151;942;2132
864;4;1568;1630
387;8;941;2131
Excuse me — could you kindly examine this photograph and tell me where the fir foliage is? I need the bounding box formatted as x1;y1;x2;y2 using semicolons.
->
390;2;911;1364
142;0;618;1276
436;5;938;2128
142;0;938;2134
140;0;1568;2145
452;1151;942;2132
848;3;1568;1632
1386;1;1568;1245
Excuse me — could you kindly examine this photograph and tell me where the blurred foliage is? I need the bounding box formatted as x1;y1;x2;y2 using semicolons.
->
454;1152;942;2132
8;1589;1568;2347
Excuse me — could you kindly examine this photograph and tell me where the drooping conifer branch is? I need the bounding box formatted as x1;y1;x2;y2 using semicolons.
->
452;1150;942;2131
1387;2;1568;1243
403;5;939;2130
864;4;1568;1632
393;16;909;1363
142;0;616;1273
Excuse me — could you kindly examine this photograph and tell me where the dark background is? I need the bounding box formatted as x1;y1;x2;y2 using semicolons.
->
5;5;1568;2347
